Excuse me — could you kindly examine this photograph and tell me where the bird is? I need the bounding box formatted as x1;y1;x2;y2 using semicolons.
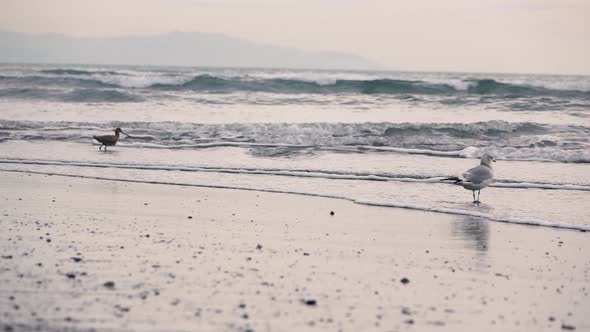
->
442;154;496;203
93;128;129;151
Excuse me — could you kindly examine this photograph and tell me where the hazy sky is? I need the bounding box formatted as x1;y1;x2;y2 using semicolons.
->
1;0;589;74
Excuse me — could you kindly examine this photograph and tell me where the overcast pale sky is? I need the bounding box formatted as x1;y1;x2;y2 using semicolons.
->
1;0;589;74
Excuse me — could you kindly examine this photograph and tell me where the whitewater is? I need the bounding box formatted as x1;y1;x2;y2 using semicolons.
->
0;63;589;231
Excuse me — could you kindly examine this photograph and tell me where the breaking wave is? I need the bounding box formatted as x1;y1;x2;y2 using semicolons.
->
2;69;589;99
1;120;589;163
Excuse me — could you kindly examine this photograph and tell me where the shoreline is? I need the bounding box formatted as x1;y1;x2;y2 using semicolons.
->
1;168;589;233
1;172;589;331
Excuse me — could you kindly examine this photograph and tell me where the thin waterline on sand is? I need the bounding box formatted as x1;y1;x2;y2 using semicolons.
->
1;158;589;192
2;168;589;233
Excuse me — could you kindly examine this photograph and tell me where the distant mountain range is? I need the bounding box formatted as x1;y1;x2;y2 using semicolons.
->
0;31;381;70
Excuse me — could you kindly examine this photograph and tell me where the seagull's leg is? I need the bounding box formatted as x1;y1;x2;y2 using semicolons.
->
477;190;481;203
472;191;476;203
98;145;102;151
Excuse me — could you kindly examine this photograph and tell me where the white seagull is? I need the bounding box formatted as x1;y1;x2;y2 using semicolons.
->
443;154;496;203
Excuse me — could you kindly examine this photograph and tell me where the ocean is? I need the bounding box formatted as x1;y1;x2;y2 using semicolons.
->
0;63;589;230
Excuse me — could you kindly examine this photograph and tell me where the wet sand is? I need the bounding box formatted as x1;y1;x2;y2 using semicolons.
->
1;172;589;331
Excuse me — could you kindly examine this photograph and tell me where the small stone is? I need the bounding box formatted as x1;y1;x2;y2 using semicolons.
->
400;277;410;285
65;273;76;279
561;324;576;330
187;216;192;219
303;299;317;306
330;211;334;216
71;257;82;263
256;244;262;250
103;281;115;289
405;319;415;325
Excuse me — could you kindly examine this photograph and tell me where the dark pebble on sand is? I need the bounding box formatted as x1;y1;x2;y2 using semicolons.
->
103;281;115;289
256;244;262;250
330;211;334;216
65;273;76;279
71;257;82;263
303;299;317;306
549;316;555;322
188;216;192;219
405;319;415;325
115;305;130;313
1;255;12;259
400;277;410;285
562;324;576;330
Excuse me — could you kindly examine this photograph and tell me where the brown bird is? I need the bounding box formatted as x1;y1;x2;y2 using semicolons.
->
93;128;129;151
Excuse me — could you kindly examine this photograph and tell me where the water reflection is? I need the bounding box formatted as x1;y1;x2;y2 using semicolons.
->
450;215;490;270
451;216;490;252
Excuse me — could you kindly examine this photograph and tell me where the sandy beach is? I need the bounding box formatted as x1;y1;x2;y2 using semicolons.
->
2;1;590;331
1;171;588;331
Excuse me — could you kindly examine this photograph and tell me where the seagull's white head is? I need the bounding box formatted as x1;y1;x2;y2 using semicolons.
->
480;153;496;167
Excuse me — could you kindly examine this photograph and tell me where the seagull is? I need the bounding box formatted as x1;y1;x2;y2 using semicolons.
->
93;128;129;151
443;154;496;203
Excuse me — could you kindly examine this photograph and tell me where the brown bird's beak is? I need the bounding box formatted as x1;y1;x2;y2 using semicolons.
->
121;130;130;137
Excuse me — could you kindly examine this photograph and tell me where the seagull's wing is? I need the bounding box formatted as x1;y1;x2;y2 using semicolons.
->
462;165;493;184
